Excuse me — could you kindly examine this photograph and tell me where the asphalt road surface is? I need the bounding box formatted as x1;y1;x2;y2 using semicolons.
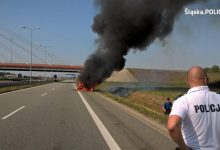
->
0;80;177;150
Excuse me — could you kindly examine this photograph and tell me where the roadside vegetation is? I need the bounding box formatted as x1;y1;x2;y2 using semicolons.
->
205;65;220;73
97;82;185;125
97;71;220;125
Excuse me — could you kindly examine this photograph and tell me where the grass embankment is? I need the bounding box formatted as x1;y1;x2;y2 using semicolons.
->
97;73;220;125
0;81;53;94
97;82;186;125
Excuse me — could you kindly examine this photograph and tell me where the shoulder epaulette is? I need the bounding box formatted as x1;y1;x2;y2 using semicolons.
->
173;93;185;101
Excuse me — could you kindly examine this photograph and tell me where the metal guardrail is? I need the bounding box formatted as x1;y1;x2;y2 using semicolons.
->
0;80;52;88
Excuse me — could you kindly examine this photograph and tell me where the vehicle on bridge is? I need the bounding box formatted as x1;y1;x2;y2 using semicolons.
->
53;75;58;82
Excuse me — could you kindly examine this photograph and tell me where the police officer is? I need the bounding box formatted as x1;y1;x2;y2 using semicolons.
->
167;66;220;150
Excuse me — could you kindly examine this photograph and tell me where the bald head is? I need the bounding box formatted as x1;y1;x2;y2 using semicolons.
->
187;66;208;88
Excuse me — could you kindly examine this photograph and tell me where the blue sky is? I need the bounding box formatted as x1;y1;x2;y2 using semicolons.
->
0;0;219;70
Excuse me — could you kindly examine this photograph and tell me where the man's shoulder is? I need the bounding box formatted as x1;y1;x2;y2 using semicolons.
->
173;93;185;101
209;91;220;96
172;94;189;106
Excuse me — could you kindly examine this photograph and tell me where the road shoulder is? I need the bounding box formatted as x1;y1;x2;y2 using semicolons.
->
95;92;170;139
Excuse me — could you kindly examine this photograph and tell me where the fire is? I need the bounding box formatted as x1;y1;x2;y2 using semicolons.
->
76;81;95;92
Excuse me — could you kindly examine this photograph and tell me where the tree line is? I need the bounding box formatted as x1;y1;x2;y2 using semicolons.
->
205;65;220;73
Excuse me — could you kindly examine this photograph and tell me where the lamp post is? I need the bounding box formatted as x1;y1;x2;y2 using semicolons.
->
44;48;46;79
22;26;40;84
40;45;47;79
10;38;13;63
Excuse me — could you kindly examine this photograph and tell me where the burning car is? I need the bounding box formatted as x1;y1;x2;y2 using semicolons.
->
76;81;95;92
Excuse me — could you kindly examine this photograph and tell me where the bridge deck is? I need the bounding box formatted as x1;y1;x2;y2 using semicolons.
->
0;63;83;72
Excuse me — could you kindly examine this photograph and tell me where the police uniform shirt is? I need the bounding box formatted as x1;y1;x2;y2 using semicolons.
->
170;86;220;150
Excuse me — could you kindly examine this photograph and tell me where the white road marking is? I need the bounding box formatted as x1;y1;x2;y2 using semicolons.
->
41;93;47;96
2;106;26;120
73;84;121;150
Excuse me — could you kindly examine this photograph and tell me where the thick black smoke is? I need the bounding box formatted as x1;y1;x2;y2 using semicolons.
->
79;0;204;88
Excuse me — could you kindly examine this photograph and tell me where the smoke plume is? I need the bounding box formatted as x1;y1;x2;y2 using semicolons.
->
79;0;205;88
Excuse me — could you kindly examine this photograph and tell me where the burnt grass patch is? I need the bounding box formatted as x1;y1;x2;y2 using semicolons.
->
97;82;187;125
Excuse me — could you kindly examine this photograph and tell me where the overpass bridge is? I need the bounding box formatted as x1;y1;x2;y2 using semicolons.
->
0;63;83;73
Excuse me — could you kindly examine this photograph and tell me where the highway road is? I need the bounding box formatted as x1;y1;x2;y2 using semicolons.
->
0;80;177;150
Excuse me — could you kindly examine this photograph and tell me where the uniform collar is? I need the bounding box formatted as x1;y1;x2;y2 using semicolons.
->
187;86;209;94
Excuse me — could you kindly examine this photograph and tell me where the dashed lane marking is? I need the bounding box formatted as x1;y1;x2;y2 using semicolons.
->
2;106;26;120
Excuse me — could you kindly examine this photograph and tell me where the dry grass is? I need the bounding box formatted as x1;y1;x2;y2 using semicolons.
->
208;73;220;82
103;92;168;124
97;71;220;125
128;91;164;112
128;88;185;110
